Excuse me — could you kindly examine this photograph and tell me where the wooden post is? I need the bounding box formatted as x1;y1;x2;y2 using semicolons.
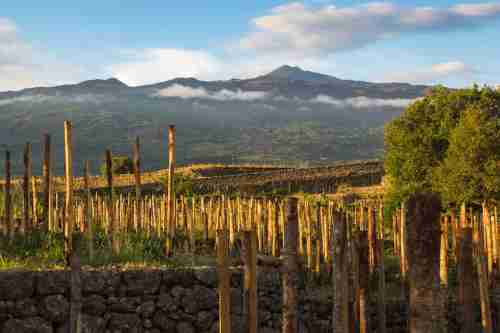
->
3;150;11;238
377;203;387;333
84;161;93;261
165;125;176;256
70;252;82;333
474;216;493;333
64;120;74;263
358;231;370;333
105;149;119;254
332;210;349;333
43;137;54;230
133;137;142;231
217;229;231;333
406;193;443;333
440;215;449;333
31;175;37;228
22;142;32;234
283;198;299;333
241;230;258;333
368;205;377;274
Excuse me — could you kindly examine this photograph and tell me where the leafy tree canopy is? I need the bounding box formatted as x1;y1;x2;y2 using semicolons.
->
100;155;134;176
385;85;500;208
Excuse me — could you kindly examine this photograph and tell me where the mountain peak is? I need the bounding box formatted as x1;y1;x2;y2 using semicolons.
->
75;78;128;89
267;65;306;78
263;65;341;84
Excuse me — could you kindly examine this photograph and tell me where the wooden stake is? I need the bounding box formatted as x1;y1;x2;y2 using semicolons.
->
3;150;12;238
242;230;258;333
332;210;349;333
216;229;231;333
105;149;119;254
42;134;54;231
377;203;387;333
283;198;299;333
406;193;443;333
84;161;93;261
22;142;32;234
358;231;370;333
475;215;493;333
133;137;142;231
64;120;74;263
165;125;175;256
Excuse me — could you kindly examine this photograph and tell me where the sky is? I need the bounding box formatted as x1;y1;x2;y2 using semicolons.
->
1;0;500;91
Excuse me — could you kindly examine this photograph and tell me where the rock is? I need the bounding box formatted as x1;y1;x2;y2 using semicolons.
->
15;299;38;317
162;269;196;289
170;286;186;300
137;301;155;318
123;270;161;296
157;293;177;312
196;311;215;331
108;313;141;331
37;271;69;296
193;268;217;287
153;311;176;332
176;321;194;333
108;297;140;313
189;285;216;311
2;317;53;333
41;295;69;323
81;271;120;296
0;272;35;300
83;295;106;316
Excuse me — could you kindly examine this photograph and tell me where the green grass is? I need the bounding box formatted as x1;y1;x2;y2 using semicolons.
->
0;227;216;271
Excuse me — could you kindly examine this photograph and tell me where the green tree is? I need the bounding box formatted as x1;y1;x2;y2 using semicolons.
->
384;85;500;209
433;105;500;205
100;155;134;176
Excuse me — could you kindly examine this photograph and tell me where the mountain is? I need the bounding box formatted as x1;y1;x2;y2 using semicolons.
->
0;66;431;175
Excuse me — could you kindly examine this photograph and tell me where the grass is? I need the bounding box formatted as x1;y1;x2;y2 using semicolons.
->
0;227;216;271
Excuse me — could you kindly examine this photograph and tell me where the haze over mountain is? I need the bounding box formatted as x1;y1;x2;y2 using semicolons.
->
0;66;430;175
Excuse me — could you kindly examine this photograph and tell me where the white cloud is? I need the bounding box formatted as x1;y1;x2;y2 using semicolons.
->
385;61;476;83
238;2;500;55
153;84;269;101
0;18;88;91
108;49;224;86
311;95;415;108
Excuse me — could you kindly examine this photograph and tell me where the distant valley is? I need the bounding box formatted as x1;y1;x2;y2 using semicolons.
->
0;65;430;175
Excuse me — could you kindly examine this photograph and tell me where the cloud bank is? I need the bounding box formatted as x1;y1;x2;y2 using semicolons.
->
385;61;476;84
238;2;500;55
152;84;415;109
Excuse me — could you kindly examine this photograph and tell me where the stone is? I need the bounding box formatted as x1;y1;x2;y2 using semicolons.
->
196;311;215;331
2;317;53;333
15;299;39;317
41;295;69;323
83;295;106;316
123;270;161;296
153;311;176;332
157;293;177;312
37;271;69;296
108;313;141;331
193;268;217;288
162;269;196;289
176;321;194;333
0;272;35;300
188;285;216;311
137;301;155;318
108;297;140;313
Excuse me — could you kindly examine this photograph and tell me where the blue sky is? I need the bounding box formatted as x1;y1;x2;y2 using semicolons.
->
1;0;499;90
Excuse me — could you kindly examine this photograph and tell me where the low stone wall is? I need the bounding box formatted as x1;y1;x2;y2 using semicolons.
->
0;267;336;333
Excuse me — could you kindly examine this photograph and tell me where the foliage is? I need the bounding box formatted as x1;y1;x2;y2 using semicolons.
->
385;85;500;210
100;155;134;176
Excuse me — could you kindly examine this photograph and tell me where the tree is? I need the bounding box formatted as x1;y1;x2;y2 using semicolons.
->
384;85;500;209
100;155;134;176
433;105;500;205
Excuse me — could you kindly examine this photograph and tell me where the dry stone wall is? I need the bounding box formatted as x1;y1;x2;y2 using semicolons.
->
0;267;335;333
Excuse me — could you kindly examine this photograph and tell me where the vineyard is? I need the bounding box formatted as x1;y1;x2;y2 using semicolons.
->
1;86;500;333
